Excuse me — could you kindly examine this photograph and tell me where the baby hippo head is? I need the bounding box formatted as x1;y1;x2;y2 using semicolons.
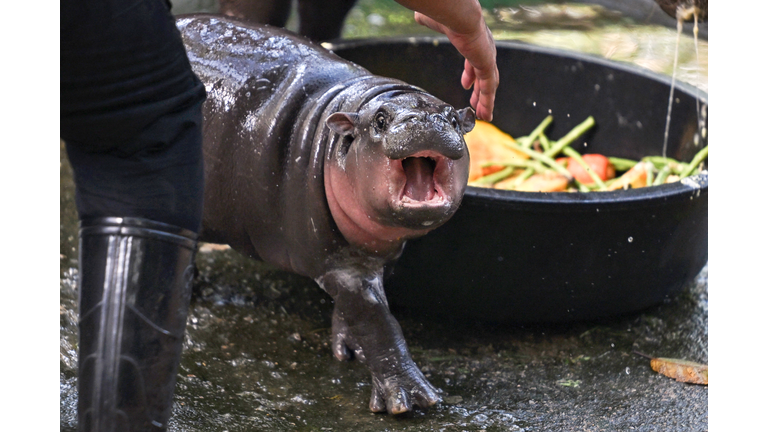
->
324;91;474;253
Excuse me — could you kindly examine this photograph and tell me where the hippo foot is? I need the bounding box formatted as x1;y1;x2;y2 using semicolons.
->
368;362;441;414
331;306;441;414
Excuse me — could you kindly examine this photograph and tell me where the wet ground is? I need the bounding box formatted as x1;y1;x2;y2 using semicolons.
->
60;1;708;430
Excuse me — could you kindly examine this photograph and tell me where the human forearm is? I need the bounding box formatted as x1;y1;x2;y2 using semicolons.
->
393;0;483;35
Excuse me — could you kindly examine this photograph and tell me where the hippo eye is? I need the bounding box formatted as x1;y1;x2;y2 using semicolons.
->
374;112;388;131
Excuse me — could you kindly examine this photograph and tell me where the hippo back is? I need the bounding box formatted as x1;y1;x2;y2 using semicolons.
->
178;15;368;115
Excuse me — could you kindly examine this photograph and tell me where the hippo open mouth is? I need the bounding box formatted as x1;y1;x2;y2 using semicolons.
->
399;152;448;205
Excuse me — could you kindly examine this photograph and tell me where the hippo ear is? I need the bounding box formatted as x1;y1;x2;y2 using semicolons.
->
457;107;476;134
326;112;359;136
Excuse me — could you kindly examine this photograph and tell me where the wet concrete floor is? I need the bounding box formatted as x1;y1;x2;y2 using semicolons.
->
60;151;707;431
60;1;707;430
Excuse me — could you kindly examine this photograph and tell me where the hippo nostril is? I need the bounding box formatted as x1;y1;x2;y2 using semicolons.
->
429;113;445;123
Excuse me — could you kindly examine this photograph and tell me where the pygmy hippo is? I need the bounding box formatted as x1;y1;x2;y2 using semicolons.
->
178;15;475;414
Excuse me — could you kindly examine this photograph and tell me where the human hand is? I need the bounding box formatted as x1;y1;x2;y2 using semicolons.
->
414;11;498;122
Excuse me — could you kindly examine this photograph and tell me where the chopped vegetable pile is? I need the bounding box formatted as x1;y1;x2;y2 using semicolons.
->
464;116;708;192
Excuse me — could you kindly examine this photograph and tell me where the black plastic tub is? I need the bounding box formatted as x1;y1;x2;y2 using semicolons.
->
328;37;708;323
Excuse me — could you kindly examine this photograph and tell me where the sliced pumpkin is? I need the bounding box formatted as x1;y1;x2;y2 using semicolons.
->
464;120;529;182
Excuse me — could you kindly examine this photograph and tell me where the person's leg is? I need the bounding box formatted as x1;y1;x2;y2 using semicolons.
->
297;0;357;40
63;101;205;234
219;0;292;29
61;1;206;430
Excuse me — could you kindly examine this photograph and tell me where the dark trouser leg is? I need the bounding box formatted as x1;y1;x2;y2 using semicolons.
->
218;0;358;41
219;0;292;28
297;0;357;40
63;98;205;234
61;1;206;430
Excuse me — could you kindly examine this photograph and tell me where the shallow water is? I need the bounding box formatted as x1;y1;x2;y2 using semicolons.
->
61;1;707;430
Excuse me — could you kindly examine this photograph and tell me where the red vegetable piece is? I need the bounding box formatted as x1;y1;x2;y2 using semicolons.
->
566;154;615;184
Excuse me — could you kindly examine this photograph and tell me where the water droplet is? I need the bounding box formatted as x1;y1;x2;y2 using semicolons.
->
628;236;633;243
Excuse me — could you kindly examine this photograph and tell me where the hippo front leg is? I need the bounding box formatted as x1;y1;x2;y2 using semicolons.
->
318;269;441;414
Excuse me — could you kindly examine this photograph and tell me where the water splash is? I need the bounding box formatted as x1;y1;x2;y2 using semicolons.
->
663;5;705;159
661;18;683;159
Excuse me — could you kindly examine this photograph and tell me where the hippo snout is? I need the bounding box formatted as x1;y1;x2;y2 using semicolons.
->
384;126;467;161
383;104;475;160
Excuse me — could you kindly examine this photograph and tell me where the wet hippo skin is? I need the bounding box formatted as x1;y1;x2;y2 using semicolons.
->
178;15;475;414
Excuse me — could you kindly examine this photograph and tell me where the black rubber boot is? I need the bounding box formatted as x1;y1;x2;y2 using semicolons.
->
76;217;198;432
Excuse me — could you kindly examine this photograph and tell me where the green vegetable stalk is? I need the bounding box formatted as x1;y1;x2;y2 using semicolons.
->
646;162;655;187
482;159;550;174
608;157;639;171
512;168;535;188
517;115;553;149
544;116;595;158
502;139;573;180
539;133;552;152
643;156;687;174
679;146;708;178
652;165;672;186
573;180;592;193
471;166;516;186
